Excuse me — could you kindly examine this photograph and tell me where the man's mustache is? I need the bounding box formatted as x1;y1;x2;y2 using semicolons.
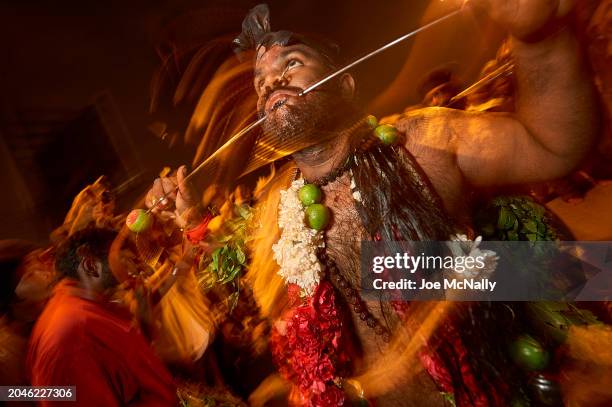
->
263;86;303;105
258;84;337;117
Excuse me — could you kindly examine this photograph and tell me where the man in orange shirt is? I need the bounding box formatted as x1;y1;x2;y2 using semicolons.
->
27;228;177;406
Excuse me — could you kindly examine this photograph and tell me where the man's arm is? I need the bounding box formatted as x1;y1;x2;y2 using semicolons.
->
400;1;601;187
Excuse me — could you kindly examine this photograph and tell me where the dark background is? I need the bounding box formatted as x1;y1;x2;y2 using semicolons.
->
0;0;501;243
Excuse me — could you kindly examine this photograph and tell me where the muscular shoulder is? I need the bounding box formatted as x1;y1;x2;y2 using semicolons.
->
392;107;465;151
387;107;465;175
390;107;471;219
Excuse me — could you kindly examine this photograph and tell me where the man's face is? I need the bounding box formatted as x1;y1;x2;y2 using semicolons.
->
423;84;453;107
15;249;55;302
93;253;120;291
253;44;349;143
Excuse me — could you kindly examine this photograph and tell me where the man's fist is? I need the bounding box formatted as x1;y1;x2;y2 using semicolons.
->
471;0;574;40
145;165;202;228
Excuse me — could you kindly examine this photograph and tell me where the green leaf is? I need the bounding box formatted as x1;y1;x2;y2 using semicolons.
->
537;221;547;235
235;246;246;264
441;392;456;407
532;204;545;217
237;204;251;220
218;235;233;243
211;249;220;270
524;220;538;233
498;207;516;230
566;304;602;325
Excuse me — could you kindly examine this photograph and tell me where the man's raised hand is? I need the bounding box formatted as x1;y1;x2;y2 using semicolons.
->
145;165;203;229
471;0;574;41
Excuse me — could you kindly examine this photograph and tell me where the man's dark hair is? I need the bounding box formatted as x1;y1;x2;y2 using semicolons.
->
233;3;344;69
54;228;117;279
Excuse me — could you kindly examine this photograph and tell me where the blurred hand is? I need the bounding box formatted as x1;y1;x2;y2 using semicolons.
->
470;0;574;40
145;165;202;228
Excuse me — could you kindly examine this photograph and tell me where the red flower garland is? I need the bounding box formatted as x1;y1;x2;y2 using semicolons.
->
271;281;347;406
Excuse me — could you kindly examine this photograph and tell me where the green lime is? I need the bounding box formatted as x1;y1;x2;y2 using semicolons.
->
374;124;398;145
126;209;152;233
305;204;330;231
298;184;322;206
366;114;378;129
509;334;550;371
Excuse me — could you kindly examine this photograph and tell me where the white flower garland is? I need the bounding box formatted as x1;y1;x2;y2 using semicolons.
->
449;234;499;279
272;179;324;295
272;177;498;296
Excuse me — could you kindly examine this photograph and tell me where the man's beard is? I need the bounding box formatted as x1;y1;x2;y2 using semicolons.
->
261;86;353;149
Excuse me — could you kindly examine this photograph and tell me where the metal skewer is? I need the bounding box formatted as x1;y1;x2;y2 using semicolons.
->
447;60;514;105
182;115;267;186
299;8;463;96
146;115;267;213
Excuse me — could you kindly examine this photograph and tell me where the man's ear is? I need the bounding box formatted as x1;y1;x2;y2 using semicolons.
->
76;245;100;278
339;73;356;100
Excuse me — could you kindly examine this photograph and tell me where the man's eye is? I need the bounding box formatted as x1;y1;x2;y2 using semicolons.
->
286;59;303;70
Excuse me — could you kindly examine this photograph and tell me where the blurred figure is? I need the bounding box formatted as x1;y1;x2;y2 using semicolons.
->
418;66;463;108
0;239;40;387
50;176;121;244
12;248;56;324
50;173;215;368
27;228;176;406
465;40;514;112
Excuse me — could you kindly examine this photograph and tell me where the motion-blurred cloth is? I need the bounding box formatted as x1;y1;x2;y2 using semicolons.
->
28;280;177;406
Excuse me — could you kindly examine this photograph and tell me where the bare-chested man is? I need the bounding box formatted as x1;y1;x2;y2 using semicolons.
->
146;1;600;405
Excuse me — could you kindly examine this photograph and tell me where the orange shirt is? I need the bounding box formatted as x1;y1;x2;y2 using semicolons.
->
27;280;176;406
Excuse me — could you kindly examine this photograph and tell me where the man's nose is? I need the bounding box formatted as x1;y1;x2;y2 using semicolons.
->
262;71;289;94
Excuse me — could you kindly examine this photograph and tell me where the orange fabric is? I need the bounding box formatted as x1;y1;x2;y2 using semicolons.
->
27;280;176;406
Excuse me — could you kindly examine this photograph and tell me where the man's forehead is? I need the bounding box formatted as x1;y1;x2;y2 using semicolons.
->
255;44;321;71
